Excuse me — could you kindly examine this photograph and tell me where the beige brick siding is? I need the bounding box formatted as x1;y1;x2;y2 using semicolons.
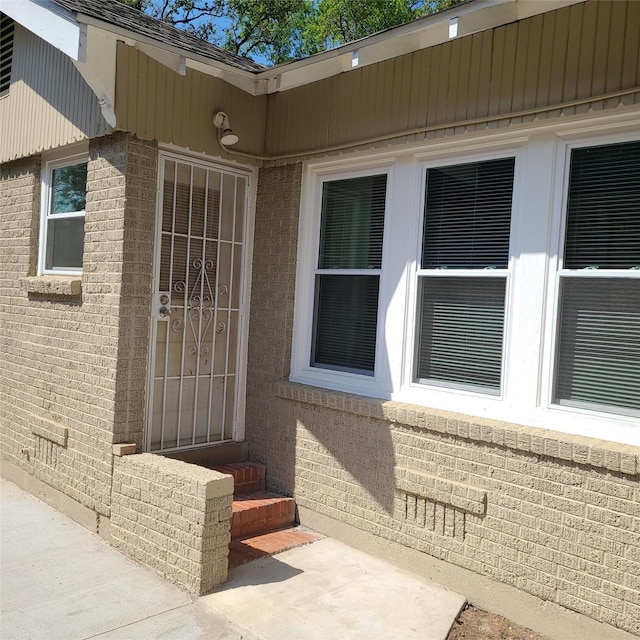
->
110;453;233;595
0;133;157;519
245;164;640;638
246;163;301;494
1;157;42;477
111;136;156;447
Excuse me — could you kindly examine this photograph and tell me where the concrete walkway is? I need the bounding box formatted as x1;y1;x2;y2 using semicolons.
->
0;479;465;640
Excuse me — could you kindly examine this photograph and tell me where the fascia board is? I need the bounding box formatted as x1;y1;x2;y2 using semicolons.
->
6;0;586;98
75;13;261;95
1;0;85;61
258;0;585;94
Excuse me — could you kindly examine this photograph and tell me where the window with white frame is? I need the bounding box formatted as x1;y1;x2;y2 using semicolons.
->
415;158;514;394
552;139;640;417
291;120;639;445
311;174;387;375
40;155;88;274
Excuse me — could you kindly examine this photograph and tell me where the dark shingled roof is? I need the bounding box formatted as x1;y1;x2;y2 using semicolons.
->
51;0;264;72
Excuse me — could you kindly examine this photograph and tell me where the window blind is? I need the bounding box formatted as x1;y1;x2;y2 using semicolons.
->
416;277;506;391
564;141;640;270
554;278;640;413
312;174;387;374
319;175;386;269
422;158;514;269
417;157;513;392
312;275;379;373
555;139;640;415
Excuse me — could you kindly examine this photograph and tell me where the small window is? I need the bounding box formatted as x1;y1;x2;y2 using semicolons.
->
311;174;387;375
40;158;88;274
553;140;640;415
415;157;515;393
0;13;14;96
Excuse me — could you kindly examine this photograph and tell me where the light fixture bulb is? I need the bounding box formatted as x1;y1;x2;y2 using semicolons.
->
220;129;239;146
213;111;239;146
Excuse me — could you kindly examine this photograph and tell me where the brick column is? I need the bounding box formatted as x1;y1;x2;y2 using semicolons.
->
111;453;234;595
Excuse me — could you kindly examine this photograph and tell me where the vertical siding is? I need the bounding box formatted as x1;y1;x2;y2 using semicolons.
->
264;0;640;157
115;44;267;160
0;26;108;163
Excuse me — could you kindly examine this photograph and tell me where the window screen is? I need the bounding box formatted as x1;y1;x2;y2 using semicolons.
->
555;278;640;413
416;277;506;391
312;275;380;373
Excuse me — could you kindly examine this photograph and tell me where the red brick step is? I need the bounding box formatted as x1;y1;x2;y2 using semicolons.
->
211;461;320;565
229;527;324;568
211;462;265;495
231;491;295;539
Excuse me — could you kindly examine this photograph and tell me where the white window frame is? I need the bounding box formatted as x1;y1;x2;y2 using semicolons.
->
38;144;89;276
291;111;640;446
406;149;521;399
291;159;395;396
541;129;640;429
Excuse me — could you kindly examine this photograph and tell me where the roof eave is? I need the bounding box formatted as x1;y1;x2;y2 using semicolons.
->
6;0;588;100
2;0;85;61
257;0;587;94
75;13;264;96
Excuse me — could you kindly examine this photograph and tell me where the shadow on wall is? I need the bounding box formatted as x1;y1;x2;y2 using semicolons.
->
11;25;108;139
298;401;397;516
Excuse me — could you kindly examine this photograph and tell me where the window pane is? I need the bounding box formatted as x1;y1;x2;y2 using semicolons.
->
318;175;386;269
51;163;88;214
564;140;640;270
422;158;514;269
554;277;640;414
312;274;379;374
416;277;506;391
46;217;84;269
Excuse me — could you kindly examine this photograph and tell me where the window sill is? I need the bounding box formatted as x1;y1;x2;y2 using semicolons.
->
21;276;82;296
275;380;639;475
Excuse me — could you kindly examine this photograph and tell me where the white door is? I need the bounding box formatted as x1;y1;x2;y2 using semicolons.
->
147;154;249;452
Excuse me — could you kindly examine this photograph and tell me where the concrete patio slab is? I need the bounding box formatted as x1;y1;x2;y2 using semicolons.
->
202;537;466;640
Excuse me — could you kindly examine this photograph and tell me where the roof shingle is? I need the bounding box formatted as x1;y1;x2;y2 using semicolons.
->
52;0;263;72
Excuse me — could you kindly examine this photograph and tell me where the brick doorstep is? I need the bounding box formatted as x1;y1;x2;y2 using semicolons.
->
229;527;324;569
210;462;265;495
213;462;322;567
230;491;296;538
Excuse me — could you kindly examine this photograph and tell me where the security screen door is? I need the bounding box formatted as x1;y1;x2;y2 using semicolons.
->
147;155;248;452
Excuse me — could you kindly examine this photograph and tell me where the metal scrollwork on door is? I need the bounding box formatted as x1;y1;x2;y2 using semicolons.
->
172;258;218;358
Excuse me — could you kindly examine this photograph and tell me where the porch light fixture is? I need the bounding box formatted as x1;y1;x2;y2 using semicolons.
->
213;111;239;146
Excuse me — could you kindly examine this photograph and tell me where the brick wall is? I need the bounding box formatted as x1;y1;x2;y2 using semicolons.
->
110;453;233;595
246;163;301;494
0;133;157;521
1;157;43;481
245;164;640;639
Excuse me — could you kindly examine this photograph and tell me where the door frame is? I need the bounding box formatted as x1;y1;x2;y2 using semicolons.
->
143;147;257;453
